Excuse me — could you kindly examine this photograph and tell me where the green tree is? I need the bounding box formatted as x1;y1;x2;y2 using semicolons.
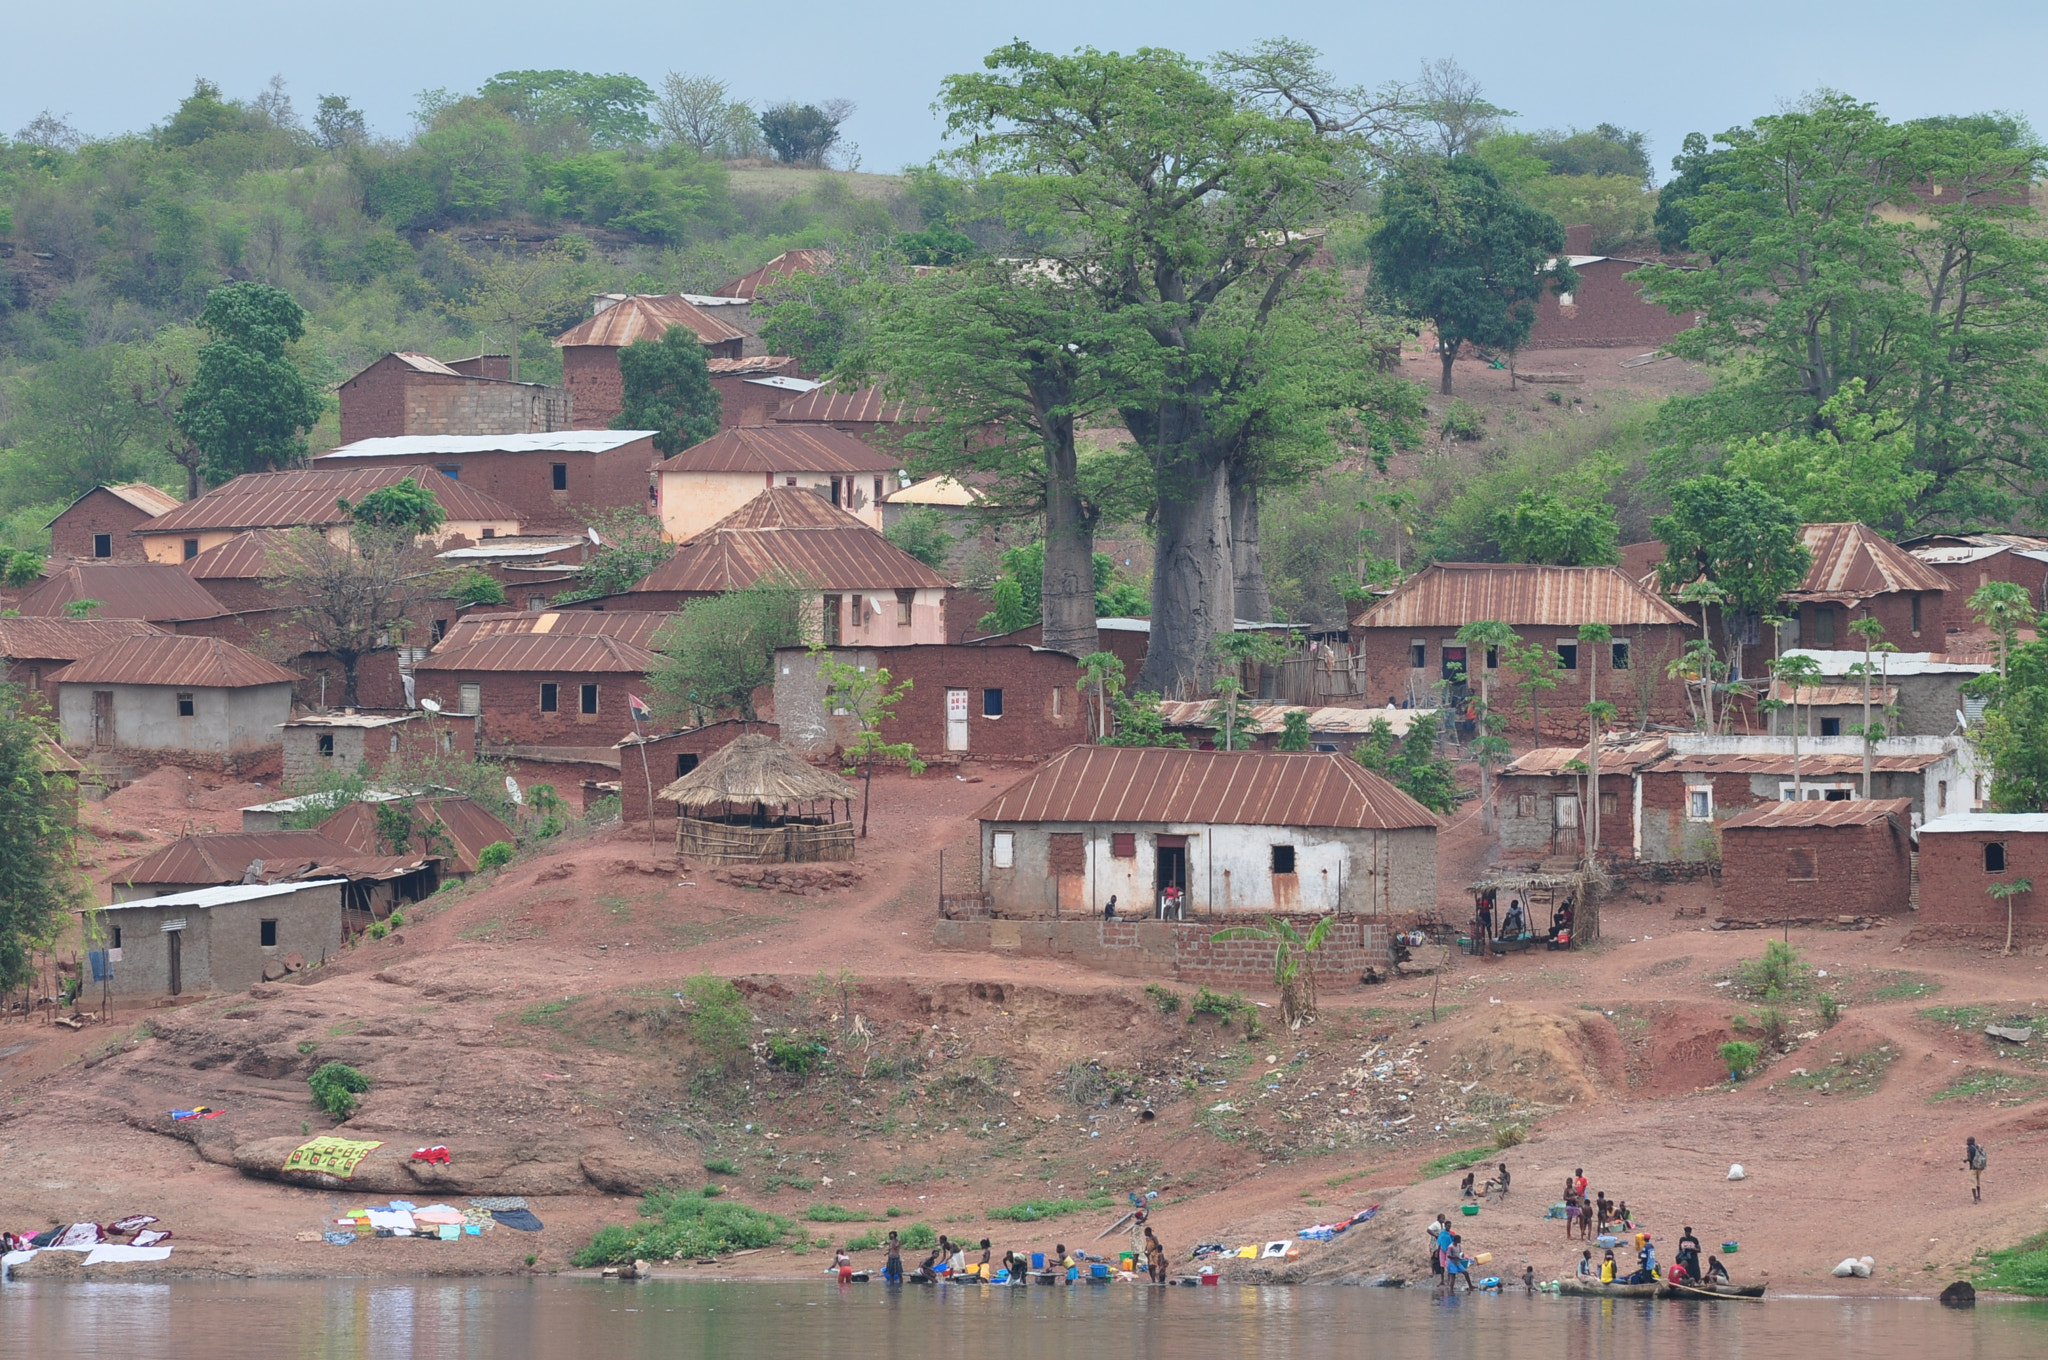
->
1075;651;1126;742
882;507;954;570
758;103;843;165
1211;631;1292;752
1653;475;1811;687
1208;915;1331;1030
1845;613;1896;798
1276;710;1312;751
1723;380;1933;525
1499;633;1563;740
0;687;87;991
1577;622;1613;862
1456;620;1518;831
1102;690;1187;749
646;578;811;723
1970;581;2036;681
1494;485;1620;565
815;651;924;837
1654;132;1736;253
1968;639;2048;812
479;70;656;147
175;283;324;483
454;242;591;382
1768;652;1825;800
1988;878;2034;958
448;568;506;607
339;477;446;535
612;324;722;455
1351;712;1459;813
558;506;675;603
1369;154;1577;395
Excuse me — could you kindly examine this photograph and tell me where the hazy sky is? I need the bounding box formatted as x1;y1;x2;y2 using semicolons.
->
12;1;2045;175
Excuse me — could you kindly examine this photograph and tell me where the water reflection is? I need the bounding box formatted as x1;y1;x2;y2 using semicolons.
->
2;1277;2044;1360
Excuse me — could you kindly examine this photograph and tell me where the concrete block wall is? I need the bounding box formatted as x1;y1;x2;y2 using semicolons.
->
933;914;1390;988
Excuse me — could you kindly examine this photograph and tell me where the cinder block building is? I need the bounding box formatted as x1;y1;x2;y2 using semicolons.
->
49;634;297;770
1716;798;1915;923
280;709;479;785
336;352;572;444
91;880;347;999
1915;813;2048;944
45;484;182;561
312;433;651;535
777;643;1087;762
555;295;747;429
0;617;168;710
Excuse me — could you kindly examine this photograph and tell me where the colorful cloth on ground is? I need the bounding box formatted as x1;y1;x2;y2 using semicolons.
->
324;1231;357;1245
131;1230;170;1246
53;1223;102;1248
108;1215;157;1234
491;1209;544;1232
468;1196;527;1211
412;1206;466;1226
171;1108;219;1120
366;1210;416;1233
411;1146;451;1164
281;1137;385;1179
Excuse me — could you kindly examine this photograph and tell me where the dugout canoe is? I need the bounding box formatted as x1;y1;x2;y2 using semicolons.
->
1661;1280;1766;1300
1558;1279;1662;1299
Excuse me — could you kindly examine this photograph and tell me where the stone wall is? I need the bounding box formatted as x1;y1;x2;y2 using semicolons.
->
932;913;1390;988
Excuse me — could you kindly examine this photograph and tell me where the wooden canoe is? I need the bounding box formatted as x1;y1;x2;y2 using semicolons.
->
1662;1280;1766;1300
1558;1279;1661;1298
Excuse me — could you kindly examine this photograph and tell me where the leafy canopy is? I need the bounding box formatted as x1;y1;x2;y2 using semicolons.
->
175;282;324;483
647;577;811;723
0;686;87;991
340;477;445;535
612;324;722;456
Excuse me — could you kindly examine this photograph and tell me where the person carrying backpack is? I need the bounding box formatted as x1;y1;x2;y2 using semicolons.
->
1965;1136;1988;1203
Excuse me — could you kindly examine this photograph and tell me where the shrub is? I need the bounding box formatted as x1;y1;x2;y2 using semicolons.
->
985;1196;1113;1222
766;1031;829;1076
846;1221;937;1252
1818;993;1842;1026
1976;1231;2048;1295
683;975;753;1071
1144;983;1181;1015
387;911;406;928
1740;939;1804;1001
1492;1121;1528;1149
1440;400;1485;441
703;1158;740;1176
1720;1040;1762;1079
570;1186;790;1267
1734;1005;1789;1051
366;921;388;940
308;1062;371;1119
477;841;515;872
1190;986;1245;1020
805;1204;874;1222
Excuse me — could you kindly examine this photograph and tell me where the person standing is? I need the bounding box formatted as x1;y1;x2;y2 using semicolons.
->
1144;1226;1168;1284
883;1231;903;1284
1426;1213;1447;1279
836;1246;854;1283
1966;1136;1988;1202
1522;1262;1535;1294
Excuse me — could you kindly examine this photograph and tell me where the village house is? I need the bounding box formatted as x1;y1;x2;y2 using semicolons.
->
1351;562;1695;736
1525;226;1699;350
411;630;655;762
0;617;167;710
90;880;347;999
972;746;1440;919
50;634;297;771
555;294;747;428
1767;648;1992;738
602;488;951;642
108;830;441;917
616;720;780;830
652;426;900;540
336;352;573;444
44;483;182;561
770;383;920;447
1903;532;2048;632
132;466;523;563
313;433;651;534
1716;799;1915;924
706;356;817;427
777;643;1088;762
434;608;670;653
434;536;589;613
14;561;231;629
719;249;832;303
279;709;479;785
1914;813;2048;945
659;732;857;864
969;616;1152;673
1497;737;1671;864
315;795;515;879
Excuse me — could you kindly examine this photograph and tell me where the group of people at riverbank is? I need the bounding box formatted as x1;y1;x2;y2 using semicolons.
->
846;1227;1171;1286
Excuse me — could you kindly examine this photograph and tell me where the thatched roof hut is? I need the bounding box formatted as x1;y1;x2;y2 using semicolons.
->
657;733;855;812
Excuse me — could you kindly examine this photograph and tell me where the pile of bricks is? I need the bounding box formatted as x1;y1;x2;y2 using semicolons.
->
711;865;866;897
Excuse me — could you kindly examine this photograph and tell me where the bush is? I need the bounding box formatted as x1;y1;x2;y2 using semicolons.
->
1740;939;1804;1001
1144;983;1182;1015
846;1221;937;1252
703;1158;740;1176
366;921;388;940
477;841;515;872
804;1204;875;1222
1976;1231;2048;1296
570;1186;790;1267
308;1062;371;1119
1818;993;1842;1026
1190;986;1245;1020
766;1031;829;1076
985;1196;1113;1222
683;975;753;1071
1492;1121;1528;1149
1720;1040;1762;1079
1440;400;1485;441
1734;1005;1789;1051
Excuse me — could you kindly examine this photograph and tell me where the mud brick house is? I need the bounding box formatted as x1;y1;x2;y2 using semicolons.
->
432;536;589;613
91;880;347;999
44;483;181;561
652;426;900;540
1351;563;1694;735
336;352;573;444
48;634;297;771
555;294;747;429
316;795;515;879
602;488;951;642
616;720;780;830
133;466;522;563
1716;798;1915;923
770;383;921;447
1915;814;2048;944
1525;226;1699;350
279;709;478;785
776;644;1087;762
0;616;167;709
707;356;816;428
108;830;440;912
411;630;655;761
969;616;1152;672
1903;532;2048;631
1153;700;1436;754
970;745;1439;920
1497;737;1670;863
14;561;231;629
434;608;670;653
313;433;650;534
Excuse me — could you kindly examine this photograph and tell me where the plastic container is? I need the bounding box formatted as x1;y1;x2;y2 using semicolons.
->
1200;1272;1219;1286
1722;1242;1739;1254
1461;1204;1479;1216
1120;1252;1137;1270
1032;1253;1046;1270
1473;1252;1493;1266
1089;1263;1108;1279
1596;1235;1620;1249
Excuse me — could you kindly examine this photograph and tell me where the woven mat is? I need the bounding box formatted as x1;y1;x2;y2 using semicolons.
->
281;1136;385;1179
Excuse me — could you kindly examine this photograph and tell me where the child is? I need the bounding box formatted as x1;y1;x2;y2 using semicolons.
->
1578;1249;1593;1277
835;1247;853;1283
1461;1170;1478;1200
1522;1263;1536;1294
1599;1251;1617;1284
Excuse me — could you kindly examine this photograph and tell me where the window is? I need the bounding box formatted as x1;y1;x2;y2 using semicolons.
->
1556;642;1579;670
1986;842;2007;872
1938;779;1949;813
437;464;460;480
431;618;447;642
1409;641;1426;668
183;539;200;560
1271;845;1296;874
1814;606;1836;648
459;684;481;715
551;463;568;491
850;594;865;627
1485;646;1498;669
992;831;1015;868
1599;792;1618;816
1517;794;1537;819
526;596;546;612
1111;832;1136;858
260;919;278;948
481;527;495;539
1687;787;1713;821
111;926;121;950
1911;595;1922;634
675;752;700;778
984;688;1004;718
896;588;916;626
388;733;399;753
92;533;112;558
823;595;841;646
830;476;843;506
1824;788;1852;801
1819;717;1841;737
1051;687;1062;718
540;683;560;712
785;475;798;487
1611;639;1631;670
874;476;885;505
580;683;599;715
438;731;452;753
176;692;195;717
317;733;335;757
1788;846;1817;881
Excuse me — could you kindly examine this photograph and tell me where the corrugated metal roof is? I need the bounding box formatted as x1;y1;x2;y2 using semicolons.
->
1719;797;1913;830
114;832;431;887
98;879;346;913
15;562;231;623
554;294;745;348
183;529;294;580
1920;812;2048;835
1354;563;1691;630
412;632;656;675
282;710;420;729
1654;751;1947;776
771;384;918;425
49;634;300;688
635;490;949;594
435;610;670;653
747;376;824;393
389;351;465;377
1791;523;1952;602
717;250;832;302
1903;532;2048;567
1503;738;1671;776
0;616;167;661
653;425;900;475
1767;680;1900;706
1783;648;1994;676
435;537;585;562
316;796;513;876
139;467;523;534
1154;702;1439;737
107;483;182;516
974;746;1441;830
318;431;652;460
707;355;797;375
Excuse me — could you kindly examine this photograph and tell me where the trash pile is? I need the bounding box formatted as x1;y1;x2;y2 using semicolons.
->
321;1197;543;1244
2;1214;174;1274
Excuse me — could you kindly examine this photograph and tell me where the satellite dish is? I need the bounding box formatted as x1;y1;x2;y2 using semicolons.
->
505;775;524;806
420;697;442;713
588;526;603;546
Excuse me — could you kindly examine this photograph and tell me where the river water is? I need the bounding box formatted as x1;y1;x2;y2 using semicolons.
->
4;1277;2045;1359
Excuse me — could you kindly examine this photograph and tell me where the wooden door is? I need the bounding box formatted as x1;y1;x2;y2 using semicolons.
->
1049;832;1084;913
92;690;115;748
166;927;182;997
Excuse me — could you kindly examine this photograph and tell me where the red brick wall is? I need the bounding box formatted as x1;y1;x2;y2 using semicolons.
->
1718;820;1912;921
313;443;658;532
413;666;645;747
49;489;160;562
802;644;1086;760
1924;551;2048;632
338;358;571;444
1527;258;1697;350
1357;623;1693;739
1916;831;2048;940
619;721;782;826
564;346;625;429
1797;593;1943;654
932;914;1389;987
709;373;794;429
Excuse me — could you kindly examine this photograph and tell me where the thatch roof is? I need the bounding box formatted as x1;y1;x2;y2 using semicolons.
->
657;733;855;810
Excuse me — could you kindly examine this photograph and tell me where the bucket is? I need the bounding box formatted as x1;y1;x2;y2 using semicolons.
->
1091;1263;1109;1280
1032;1253;1045;1270
1461;1204;1479;1216
1200;1272;1219;1286
1722;1242;1739;1254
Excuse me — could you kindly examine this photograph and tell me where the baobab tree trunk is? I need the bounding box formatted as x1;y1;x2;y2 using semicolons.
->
1439;339;1459;396
1137;455;1233;698
1038;409;1100;659
1230;466;1273;625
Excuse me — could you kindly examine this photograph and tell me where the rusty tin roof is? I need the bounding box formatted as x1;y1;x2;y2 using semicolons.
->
716;250;832;301
316;796;514;876
1719;797;1914;830
48;634;300;688
138;467;522;535
1354;563;1691;630
653;425;900;476
436;610;670;653
1790;523;1952;603
1502;738;1671;777
0;616;168;661
555;294;746;348
770;384;920;425
412;632;657;675
634;489;948;594
15;562;232;623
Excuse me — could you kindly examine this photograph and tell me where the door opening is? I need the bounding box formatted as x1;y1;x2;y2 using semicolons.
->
1155;841;1188;917
166;929;182;997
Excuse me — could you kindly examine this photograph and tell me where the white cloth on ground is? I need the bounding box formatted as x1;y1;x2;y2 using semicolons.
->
366;1209;416;1233
83;1245;173;1265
